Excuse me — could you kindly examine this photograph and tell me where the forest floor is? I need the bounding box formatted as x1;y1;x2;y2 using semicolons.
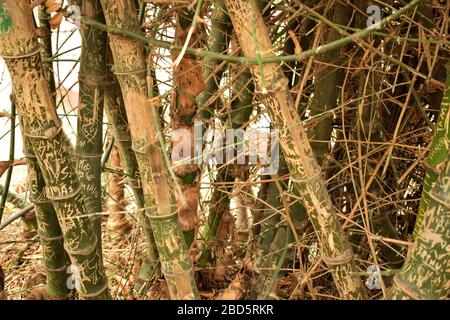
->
0;215;295;300
0;172;297;300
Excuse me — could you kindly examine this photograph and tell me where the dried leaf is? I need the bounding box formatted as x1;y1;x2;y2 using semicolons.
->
0;161;10;178
46;3;61;14
49;12;64;30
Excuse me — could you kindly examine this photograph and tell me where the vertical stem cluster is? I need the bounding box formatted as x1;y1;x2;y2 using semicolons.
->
0;0;110;299
198;69;255;266
251;146;310;298
224;0;366;299
100;0;198;299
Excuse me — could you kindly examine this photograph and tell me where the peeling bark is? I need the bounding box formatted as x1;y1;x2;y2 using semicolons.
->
171;8;205;240
106;146;132;235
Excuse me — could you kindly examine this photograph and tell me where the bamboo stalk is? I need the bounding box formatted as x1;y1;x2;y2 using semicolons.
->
99;0;198;299
38;5;56;102
21;130;71;299
0;0;110;299
76;0;107;242
250;154;308;299
223;0;366;299
415;66;450;238
308;3;352;167
196;1;233;266
198;68;255;266
103;73;161;294
199;0;278;266
198;0;231;120
388;155;450;299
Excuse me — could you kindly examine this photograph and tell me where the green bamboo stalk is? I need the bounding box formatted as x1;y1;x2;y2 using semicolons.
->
387;155;450;299
254;225;290;299
224;0;366;299
103;70;160;294
99;0;198;299
308;3;352;166
38;5;56;103
196;1;233;265
199;0;279;266
0;0;110;299
250;155;307;299
21;130;71;299
198;165;233;266
250;169;287;299
76;0;107;241
198;0;231;120
415;66;450;239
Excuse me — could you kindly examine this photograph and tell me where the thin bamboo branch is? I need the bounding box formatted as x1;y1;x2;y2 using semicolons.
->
81;0;422;66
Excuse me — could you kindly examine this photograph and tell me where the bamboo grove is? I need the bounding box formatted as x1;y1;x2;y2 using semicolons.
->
0;0;448;300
